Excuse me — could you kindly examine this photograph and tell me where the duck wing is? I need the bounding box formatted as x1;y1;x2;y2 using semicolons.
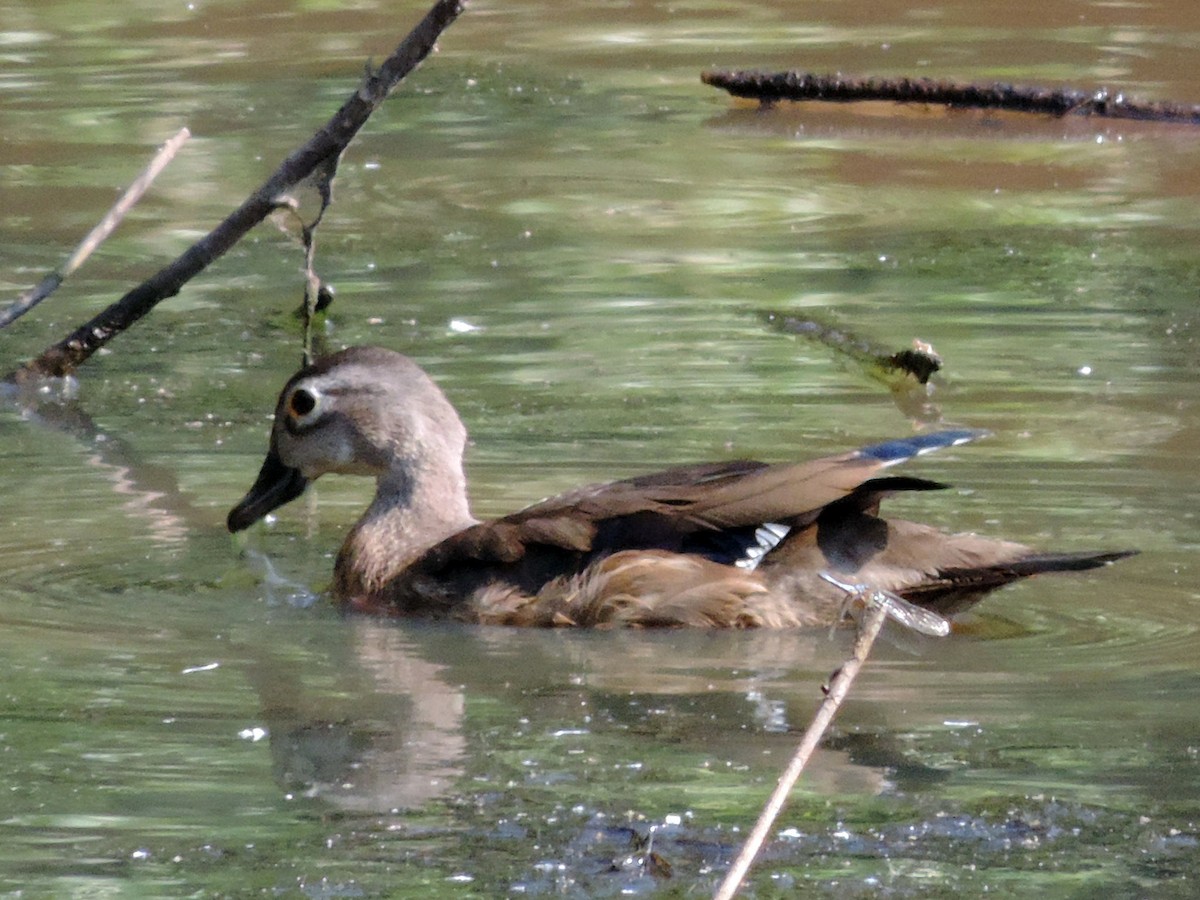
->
418;430;983;575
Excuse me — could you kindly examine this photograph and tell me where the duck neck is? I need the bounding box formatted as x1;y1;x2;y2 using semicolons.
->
334;455;476;602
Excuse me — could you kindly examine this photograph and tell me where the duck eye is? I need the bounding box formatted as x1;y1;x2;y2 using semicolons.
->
288;388;317;418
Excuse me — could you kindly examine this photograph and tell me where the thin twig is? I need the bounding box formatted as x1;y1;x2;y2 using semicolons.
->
6;0;465;385
0;127;192;330
702;70;1200;124
712;601;889;900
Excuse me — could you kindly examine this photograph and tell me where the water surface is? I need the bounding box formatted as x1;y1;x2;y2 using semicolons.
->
1;0;1197;895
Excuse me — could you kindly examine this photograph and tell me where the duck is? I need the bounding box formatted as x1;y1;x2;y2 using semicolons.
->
227;346;1133;628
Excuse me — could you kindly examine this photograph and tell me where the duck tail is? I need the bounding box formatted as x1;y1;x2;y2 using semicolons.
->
1004;547;1138;576
900;547;1137;618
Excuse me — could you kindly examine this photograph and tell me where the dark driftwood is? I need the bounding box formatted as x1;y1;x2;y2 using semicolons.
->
7;0;465;385
702;70;1200;124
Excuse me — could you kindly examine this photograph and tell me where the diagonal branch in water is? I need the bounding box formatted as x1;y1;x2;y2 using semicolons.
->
6;0;466;385
0;127;192;330
711;600;890;900
702;70;1200;124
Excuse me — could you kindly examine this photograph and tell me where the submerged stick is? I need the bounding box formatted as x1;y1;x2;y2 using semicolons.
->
0;127;191;330
765;312;942;385
712;601;889;900
7;0;465;384
764;312;944;425
702;70;1200;124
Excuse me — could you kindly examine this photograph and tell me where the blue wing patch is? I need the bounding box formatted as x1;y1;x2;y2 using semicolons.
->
856;429;988;466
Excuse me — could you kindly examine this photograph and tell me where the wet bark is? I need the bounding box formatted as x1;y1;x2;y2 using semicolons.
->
703;70;1200;124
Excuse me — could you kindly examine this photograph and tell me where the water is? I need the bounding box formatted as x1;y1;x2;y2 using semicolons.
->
1;0;1198;895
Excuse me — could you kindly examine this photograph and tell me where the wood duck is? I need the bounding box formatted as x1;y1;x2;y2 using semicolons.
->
228;346;1133;628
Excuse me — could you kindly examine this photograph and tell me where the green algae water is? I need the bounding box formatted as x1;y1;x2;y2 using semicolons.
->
1;0;1197;895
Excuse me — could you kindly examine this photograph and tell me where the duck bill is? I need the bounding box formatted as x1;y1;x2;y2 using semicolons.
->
227;449;310;532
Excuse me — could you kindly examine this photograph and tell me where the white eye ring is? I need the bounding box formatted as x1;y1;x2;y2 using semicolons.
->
285;384;322;427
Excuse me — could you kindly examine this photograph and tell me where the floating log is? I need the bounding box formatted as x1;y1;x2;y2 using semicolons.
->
702;70;1200;125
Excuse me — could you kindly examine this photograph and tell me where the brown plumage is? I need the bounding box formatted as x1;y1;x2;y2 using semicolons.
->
227;346;1134;628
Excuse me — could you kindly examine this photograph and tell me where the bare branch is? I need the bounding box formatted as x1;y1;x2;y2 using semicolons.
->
712;602;889;900
0;127;191;330
7;0;466;385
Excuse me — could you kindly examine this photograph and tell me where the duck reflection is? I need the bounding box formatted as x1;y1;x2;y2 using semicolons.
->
246;615;964;813
247;620;466;813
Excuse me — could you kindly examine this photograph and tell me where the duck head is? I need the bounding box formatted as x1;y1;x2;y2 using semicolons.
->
227;346;470;533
